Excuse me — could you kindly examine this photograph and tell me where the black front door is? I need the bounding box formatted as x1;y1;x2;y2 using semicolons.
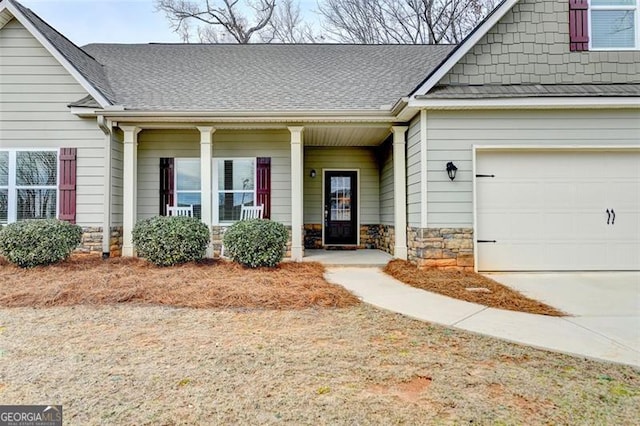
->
324;171;358;245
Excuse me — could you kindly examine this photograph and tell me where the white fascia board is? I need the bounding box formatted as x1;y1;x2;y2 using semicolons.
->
410;0;520;98
408;97;640;109
4;1;112;108
97;109;396;123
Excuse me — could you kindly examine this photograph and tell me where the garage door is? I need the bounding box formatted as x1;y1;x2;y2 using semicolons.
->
476;150;640;271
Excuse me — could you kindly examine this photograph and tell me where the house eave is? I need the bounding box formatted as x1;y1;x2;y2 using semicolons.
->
97;108;398;124
408;97;640;110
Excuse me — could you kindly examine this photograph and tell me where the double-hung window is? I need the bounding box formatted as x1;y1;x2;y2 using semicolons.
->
215;158;256;223
174;158;202;218
591;0;639;49
0;149;58;224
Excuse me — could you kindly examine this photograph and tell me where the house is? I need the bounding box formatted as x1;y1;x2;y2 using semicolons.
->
0;0;638;272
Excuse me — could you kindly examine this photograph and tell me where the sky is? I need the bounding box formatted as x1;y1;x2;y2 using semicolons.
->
20;0;317;46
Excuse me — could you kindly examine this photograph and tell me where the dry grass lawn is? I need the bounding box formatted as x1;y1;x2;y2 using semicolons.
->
0;305;638;425
0;256;358;309
385;260;566;316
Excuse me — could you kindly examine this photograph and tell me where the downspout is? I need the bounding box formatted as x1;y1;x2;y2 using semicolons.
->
97;116;112;259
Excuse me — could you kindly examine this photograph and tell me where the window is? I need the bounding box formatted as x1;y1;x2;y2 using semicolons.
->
175;158;201;218
0;150;58;224
216;158;255;222
591;0;639;49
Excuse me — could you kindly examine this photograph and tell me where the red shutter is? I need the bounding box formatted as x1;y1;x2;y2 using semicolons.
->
58;148;77;223
159;158;174;216
256;157;271;219
569;0;589;52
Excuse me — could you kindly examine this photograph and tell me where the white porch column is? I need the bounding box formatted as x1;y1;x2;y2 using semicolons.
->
392;126;408;260
198;126;215;257
121;126;140;257
289;126;304;261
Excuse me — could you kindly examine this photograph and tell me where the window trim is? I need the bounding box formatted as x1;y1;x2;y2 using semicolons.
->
213;157;257;225
0;148;60;224
589;0;639;50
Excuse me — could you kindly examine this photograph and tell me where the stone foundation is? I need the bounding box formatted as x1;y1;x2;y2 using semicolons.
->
212;225;293;259
303;224;390;251
109;227;123;257
76;226;123;257
408;227;474;271
376;224;395;255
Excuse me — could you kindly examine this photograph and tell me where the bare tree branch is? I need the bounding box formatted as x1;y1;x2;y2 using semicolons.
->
318;0;497;44
155;0;277;43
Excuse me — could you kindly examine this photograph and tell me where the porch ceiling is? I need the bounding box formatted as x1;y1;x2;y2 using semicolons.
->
304;125;391;146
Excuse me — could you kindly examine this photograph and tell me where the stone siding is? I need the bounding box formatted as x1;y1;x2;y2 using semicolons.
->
408;227;474;271
439;0;640;86
213;225;293;259
109;227;123;257
377;225;395;255
78;227;103;254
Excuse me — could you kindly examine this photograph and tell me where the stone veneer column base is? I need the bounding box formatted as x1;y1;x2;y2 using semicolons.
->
408;227;474;271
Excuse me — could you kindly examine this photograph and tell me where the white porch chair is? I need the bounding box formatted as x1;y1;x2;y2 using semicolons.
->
220;204;265;258
166;204;194;217
240;204;264;220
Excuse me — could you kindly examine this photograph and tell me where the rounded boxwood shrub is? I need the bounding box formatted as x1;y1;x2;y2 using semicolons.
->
223;219;288;268
0;219;82;268
132;216;210;266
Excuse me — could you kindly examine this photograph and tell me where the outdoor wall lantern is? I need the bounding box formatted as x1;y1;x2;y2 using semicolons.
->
310;169;317;178
446;162;458;181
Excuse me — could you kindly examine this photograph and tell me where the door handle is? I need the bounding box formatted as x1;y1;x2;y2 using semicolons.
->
606;209;610;225
611;209;615;225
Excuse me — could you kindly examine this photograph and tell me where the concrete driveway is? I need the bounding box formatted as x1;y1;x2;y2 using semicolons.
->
486;272;640;356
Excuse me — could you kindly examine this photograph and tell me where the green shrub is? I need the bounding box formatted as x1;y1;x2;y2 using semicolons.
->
223;219;288;268
0;219;82;268
132;216;210;266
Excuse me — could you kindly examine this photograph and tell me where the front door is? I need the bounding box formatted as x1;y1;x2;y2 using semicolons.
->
324;171;358;245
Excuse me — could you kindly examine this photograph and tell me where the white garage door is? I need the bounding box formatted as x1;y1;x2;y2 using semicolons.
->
476;150;640;271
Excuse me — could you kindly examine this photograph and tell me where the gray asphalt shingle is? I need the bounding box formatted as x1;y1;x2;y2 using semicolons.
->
11;0;115;104
81;43;455;111
421;84;640;98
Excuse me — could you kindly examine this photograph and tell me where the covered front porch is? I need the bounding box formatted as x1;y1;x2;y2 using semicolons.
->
112;118;410;261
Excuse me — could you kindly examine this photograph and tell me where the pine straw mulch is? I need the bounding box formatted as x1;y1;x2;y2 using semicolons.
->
384;260;566;317
0;256;359;309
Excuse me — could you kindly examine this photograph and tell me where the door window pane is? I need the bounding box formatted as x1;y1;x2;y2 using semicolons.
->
592;10;636;48
218;159;255;191
17;189;57;220
16;151;57;186
330;176;351;221
218;192;254;222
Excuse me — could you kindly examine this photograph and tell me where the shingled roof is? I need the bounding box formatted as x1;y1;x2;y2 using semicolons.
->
82;43;455;111
421;84;640;99
9;0;115;104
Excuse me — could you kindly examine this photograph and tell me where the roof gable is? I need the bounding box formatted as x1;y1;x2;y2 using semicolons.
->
410;0;519;97
0;0;114;107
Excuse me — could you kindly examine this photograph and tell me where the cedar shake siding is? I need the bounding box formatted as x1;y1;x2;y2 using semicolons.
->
438;0;640;86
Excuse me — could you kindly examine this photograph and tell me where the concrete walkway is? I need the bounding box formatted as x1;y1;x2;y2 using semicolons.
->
325;267;640;368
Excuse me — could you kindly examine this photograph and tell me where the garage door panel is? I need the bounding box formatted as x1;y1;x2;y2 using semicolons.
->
477;150;640;271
